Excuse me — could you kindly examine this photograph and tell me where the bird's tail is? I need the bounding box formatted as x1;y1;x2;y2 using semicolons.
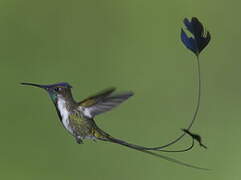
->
93;128;209;170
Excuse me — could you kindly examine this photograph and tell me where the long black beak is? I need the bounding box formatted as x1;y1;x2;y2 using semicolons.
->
21;82;49;90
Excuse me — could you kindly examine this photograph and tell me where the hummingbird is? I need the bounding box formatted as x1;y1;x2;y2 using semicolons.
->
21;82;134;144
21;82;208;170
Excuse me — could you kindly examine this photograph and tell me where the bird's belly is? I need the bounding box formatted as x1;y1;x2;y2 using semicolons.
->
62;117;74;134
57;98;95;139
63;116;96;141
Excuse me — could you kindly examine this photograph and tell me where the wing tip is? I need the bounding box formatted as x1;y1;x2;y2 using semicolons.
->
115;91;134;99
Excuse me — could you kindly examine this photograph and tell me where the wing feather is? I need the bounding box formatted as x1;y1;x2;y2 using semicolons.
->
79;89;133;118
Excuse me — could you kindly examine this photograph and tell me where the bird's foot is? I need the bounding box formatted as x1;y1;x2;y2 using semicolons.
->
75;137;83;144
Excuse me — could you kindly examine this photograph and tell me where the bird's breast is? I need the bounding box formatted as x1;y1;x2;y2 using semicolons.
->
57;98;73;134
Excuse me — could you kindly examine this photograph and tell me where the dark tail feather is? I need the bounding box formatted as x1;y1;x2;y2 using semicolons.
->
98;134;209;170
182;129;207;149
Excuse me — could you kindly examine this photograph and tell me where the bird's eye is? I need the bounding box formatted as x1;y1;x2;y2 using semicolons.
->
54;87;62;92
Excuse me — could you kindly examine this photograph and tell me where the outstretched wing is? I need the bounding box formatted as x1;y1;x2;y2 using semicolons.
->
78;88;133;118
79;87;116;107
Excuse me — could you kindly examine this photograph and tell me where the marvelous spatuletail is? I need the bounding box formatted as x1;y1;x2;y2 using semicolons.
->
20;17;211;170
21;82;208;170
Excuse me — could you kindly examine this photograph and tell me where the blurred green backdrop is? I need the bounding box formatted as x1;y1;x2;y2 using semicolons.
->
0;0;240;179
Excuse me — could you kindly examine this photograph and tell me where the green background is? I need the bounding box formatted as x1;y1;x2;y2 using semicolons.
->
1;0;239;179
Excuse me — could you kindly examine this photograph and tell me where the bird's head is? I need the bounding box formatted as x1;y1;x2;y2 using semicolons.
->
21;82;73;103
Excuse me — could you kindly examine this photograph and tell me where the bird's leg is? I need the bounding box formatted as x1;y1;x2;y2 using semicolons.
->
75;136;83;144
